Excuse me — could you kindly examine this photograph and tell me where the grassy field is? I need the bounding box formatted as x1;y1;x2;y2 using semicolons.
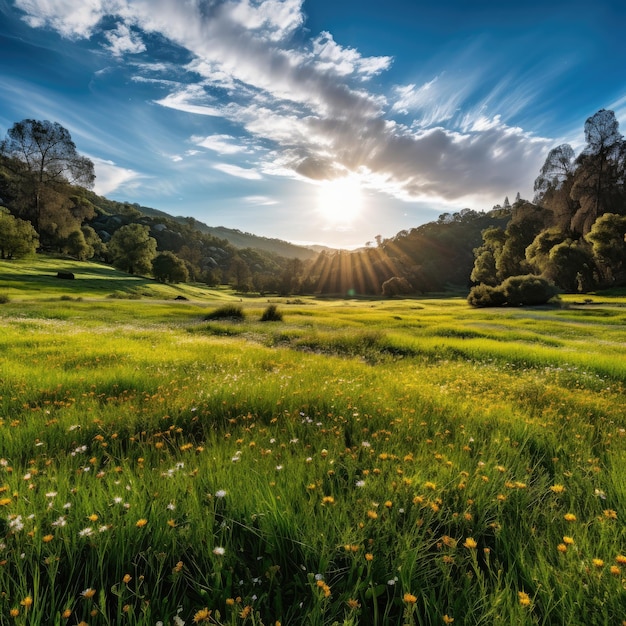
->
1;257;626;625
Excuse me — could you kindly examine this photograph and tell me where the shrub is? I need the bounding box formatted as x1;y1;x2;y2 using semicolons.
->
260;304;283;322
0;293;10;304
501;274;559;306
467;284;506;307
205;304;245;320
468;275;559;307
381;276;413;297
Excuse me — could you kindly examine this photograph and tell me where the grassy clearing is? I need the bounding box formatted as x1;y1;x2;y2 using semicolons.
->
1;258;626;625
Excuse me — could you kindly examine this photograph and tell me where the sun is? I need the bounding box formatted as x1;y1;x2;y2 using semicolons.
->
317;176;363;225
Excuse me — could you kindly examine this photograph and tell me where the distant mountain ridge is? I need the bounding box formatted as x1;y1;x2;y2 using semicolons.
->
138;205;327;260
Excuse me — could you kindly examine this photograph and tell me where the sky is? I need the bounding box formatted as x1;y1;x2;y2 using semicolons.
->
0;0;625;248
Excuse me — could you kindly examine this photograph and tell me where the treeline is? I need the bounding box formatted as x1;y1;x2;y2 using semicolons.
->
468;109;626;305
2;111;625;298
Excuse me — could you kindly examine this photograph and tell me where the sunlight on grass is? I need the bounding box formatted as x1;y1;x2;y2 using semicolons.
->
1;259;626;624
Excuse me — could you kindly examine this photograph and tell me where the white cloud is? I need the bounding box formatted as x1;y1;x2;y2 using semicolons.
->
213;163;262;179
105;23;146;57
193;134;246;154
245;195;278;205
91;157;142;195
15;0;552;209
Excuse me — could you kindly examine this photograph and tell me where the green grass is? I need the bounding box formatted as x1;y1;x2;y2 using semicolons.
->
1;257;626;625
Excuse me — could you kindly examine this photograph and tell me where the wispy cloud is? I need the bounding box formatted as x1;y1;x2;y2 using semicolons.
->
213;163;262;180
14;0;554;207
91;157;142;196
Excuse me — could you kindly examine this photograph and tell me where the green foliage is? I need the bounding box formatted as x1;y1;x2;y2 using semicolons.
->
0;293;10;304
0;206;39;258
205;304;245;320
108;223;157;275
469;275;558;307
260;303;283;322
152;250;189;283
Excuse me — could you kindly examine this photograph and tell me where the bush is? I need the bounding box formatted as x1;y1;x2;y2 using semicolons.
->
0;293;10;304
260;304;283;322
468;275;558;307
381;276;413;297
467;284;506;307
204;304;245;320
501;274;559;306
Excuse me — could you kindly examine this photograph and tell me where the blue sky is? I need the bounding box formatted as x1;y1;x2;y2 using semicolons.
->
1;0;625;248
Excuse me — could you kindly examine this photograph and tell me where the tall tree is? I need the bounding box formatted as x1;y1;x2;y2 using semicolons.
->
0;119;95;235
570;110;624;234
108;224;157;275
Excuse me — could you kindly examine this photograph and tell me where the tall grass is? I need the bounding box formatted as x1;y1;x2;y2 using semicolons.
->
1;260;626;624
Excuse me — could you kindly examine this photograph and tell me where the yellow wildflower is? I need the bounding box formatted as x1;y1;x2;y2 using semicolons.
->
403;593;417;604
518;591;531;607
463;537;477;549
135;518;148;528
193;608;211;623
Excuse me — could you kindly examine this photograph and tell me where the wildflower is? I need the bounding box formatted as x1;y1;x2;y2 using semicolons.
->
346;599;360;609
61;608;72;619
611;565;621;576
550;484;566;494
20;596;33;608
616;555;626;565
135;518;148;528
384;500;393;509
365;553;374;561
79;527;93;537
403;593;417;604
592;558;604;568
10;608;19;617
463;537;477;549
322;496;335;505
557;543;567;553
173;561;184;573
123;574;132;584
42;534;54;543
87;514;99;522
367;510;378;520
564;513;577;522
603;509;618;520
215;490;227;498
0;498;12;506
213;546;225;556
81;588;96;599
193;608;211;622
355;480;365;488
424;481;436;491
563;536;575;545
443;616;455;625
226;598;235;606
240;606;252;618
518;591;531;607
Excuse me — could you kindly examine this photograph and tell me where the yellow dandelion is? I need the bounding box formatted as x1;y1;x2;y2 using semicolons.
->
122;574;132;584
367;510;378;520
81;588;96;599
518;591;531;607
563;536;575;545
10;608;19;617
225;598;235;606
403;593;417;604
87;514;99;522
557;543;567;553
616;555;626;565
550;484;565;494
610;565;621;576
384;500;393;509
20;596;33;609
0;497;11;506
443;616;455;625
42;534;54;543
424;481;436;491
365;553;374;561
592;558;604;568
193;608;212;623
346;598;360;609
135;518;148;528
564;513;577;522
321;496;335;505
62;609;72;619
240;605;252;618
603;509;618;520
463;537;477;549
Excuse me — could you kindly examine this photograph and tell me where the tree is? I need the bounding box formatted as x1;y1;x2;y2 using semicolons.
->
229;256;252;292
0;120;95;236
570;110;624;234
381;276;413;297
108;224;157;275
470;227;506;286
586;213;626;285
0;207;39;259
64;229;93;261
152;251;189;283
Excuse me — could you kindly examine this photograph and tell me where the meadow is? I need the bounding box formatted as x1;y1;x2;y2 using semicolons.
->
1;258;626;625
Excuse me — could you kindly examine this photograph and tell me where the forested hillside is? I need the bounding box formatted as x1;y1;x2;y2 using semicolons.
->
2;110;625;298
